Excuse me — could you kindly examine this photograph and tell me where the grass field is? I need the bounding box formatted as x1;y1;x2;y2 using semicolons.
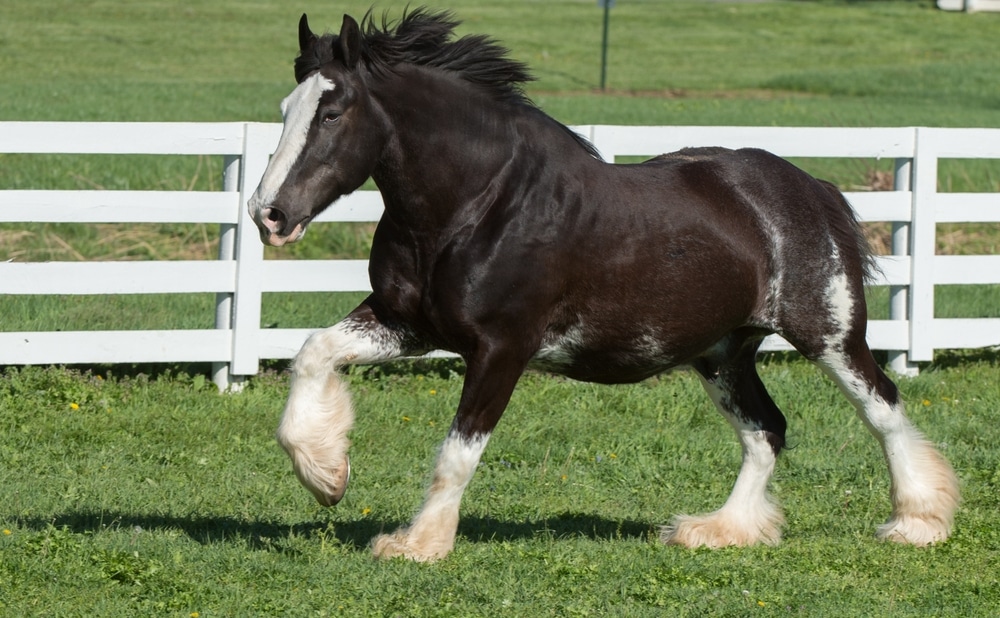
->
2;0;999;331
2;355;1000;616
2;0;1000;615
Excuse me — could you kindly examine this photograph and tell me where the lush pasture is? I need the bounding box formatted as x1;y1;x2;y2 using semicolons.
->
2;0;1000;615
2;356;1000;616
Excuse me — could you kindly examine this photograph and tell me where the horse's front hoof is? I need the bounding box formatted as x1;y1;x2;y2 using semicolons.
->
301;455;350;507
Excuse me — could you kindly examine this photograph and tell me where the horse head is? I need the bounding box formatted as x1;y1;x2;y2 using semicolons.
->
248;13;386;246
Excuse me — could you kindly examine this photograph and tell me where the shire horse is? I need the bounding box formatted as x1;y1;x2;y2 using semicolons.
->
248;9;959;561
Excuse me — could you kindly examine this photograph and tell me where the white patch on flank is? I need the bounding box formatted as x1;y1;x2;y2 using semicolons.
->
530;324;586;371
761;216;787;322
372;433;491;561
822;249;856;353
634;331;665;360
249;74;336;215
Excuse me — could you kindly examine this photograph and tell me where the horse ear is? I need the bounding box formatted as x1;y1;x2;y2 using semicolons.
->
298;14;317;53
338;14;362;69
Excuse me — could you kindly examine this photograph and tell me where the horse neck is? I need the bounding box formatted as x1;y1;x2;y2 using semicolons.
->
368;66;566;227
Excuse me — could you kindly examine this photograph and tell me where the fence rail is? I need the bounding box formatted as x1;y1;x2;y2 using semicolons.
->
1;122;999;389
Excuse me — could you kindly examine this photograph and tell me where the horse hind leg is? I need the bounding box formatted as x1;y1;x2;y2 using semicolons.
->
798;265;958;545
663;338;786;548
277;301;411;507
818;341;959;545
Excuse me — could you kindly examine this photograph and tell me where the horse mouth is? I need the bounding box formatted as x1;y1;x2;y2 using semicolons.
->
257;207;311;246
263;223;306;247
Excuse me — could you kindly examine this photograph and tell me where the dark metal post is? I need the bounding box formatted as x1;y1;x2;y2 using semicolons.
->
600;0;612;90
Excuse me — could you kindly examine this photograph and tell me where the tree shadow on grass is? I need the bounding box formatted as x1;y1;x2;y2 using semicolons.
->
11;510;653;553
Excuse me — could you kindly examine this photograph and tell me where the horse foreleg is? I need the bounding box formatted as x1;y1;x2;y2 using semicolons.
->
277;303;408;507
371;432;490;561
663;346;786;548
371;347;526;562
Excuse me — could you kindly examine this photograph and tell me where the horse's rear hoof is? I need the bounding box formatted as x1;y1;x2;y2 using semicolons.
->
662;505;783;548
311;456;351;507
371;527;454;562
876;513;953;547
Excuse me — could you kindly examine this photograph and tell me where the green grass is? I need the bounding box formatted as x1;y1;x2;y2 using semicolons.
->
3;0;999;125
1;356;999;615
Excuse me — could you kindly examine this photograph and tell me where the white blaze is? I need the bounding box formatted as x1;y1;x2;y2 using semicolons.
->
250;74;336;212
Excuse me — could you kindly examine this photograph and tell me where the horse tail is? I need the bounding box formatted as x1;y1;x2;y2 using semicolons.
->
817;179;879;284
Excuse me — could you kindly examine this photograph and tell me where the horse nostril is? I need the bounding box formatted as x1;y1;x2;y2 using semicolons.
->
261;207;288;233
266;207;287;225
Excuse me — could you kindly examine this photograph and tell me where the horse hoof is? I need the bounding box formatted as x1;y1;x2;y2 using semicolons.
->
371;529;449;562
661;506;783;548
877;514;951;547
313;456;350;507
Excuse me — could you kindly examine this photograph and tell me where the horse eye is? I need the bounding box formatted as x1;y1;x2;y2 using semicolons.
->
322;112;342;124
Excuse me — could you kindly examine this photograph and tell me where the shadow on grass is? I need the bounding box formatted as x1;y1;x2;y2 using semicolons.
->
11;510;653;553
926;347;1000;370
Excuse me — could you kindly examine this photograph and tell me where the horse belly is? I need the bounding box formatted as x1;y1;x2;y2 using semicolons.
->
528;272;760;383
528;325;712;384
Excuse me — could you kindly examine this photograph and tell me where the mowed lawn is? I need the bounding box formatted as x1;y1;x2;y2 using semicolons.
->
2;0;1000;615
2;355;1000;616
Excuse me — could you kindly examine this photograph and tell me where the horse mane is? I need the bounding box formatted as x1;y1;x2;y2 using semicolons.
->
295;8;603;159
296;8;531;103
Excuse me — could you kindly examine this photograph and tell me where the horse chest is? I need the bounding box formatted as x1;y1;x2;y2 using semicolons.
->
367;232;478;347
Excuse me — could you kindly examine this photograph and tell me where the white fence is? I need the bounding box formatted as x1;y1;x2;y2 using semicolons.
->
1;122;999;388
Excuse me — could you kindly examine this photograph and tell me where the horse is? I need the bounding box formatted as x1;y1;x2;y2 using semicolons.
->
247;9;959;562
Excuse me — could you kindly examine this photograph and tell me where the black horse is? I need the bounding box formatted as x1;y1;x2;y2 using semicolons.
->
248;9;958;561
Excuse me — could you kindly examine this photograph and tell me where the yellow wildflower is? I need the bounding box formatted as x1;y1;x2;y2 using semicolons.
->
3;529;11;536
69;402;80;410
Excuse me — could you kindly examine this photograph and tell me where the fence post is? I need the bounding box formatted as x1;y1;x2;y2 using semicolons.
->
229;123;271;380
887;157;919;376
908;127;937;362
212;154;241;391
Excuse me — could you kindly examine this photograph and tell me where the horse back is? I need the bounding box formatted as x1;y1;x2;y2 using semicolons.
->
523;146;871;375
